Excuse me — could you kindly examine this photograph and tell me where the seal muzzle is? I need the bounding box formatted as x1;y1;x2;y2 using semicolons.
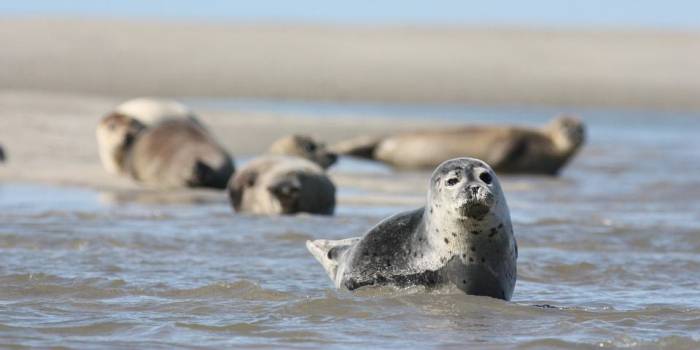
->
458;184;494;220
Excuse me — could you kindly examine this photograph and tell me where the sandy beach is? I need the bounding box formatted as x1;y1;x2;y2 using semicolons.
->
1;18;700;110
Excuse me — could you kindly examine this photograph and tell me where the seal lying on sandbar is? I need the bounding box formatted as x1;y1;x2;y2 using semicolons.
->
332;116;585;175
228;155;335;215
0;144;5;162
268;135;338;169
307;157;517;300
96;113;234;189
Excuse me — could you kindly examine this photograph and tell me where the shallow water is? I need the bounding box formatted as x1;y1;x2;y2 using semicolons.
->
2;103;700;349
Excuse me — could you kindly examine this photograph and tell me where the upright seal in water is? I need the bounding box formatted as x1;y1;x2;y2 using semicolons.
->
307;157;517;300
268;135;338;169
228;155;336;215
97;113;234;189
332;116;585;175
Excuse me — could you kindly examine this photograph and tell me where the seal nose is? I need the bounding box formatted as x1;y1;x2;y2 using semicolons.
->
466;185;481;199
326;152;338;166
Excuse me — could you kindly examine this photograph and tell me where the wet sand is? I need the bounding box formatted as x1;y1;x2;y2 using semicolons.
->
2;19;700;110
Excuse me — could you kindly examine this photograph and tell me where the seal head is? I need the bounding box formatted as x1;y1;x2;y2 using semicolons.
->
545;115;585;155
431;160;497;221
228;155;336;215
268;135;338;169
96;112;146;175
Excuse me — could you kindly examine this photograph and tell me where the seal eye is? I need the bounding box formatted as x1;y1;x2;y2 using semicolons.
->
304;142;317;153
446;178;459;186
479;172;493;184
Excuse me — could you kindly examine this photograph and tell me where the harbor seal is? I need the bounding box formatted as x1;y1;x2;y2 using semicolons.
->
228;155;335;215
306;157;517;300
268;135;338;169
332;116;585;175
113;97;199;126
0;144;5;162
97;113;234;189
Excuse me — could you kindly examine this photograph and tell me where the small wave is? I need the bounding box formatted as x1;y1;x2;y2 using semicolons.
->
520;336;700;350
37;322;136;336
0;273;127;299
157;280;290;301
271;231;314;242
176;321;264;334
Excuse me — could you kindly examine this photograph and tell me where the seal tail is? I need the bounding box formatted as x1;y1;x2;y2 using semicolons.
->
306;238;359;287
329;135;384;159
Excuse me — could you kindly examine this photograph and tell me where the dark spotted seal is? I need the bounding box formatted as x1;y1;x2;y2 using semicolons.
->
332;116;585;175
228;155;335;215
307;157;517;300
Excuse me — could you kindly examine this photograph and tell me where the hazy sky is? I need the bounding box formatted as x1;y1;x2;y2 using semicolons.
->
1;0;699;29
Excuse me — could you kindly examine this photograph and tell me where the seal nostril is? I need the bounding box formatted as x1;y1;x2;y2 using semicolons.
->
479;172;493;184
470;186;479;195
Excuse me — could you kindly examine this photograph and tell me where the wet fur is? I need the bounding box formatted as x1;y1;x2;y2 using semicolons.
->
228;155;336;215
307;158;517;300
126;120;234;189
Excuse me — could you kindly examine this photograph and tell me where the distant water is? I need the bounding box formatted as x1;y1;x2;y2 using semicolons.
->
1;102;700;349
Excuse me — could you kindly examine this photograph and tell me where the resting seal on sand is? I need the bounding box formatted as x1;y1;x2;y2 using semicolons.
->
332;116;585;175
113;97;200;126
0;144;5;162
228;155;335;215
307;157;517;300
97;113;234;189
268;135;338;169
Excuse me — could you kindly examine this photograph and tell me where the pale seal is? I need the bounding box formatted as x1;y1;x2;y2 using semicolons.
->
332;116;585;175
97;113;234;189
113;97;199;126
228;155;335;215
307;157;517;300
268;135;338;169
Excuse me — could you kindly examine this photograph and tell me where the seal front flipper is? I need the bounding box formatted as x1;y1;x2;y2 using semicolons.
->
306;238;360;287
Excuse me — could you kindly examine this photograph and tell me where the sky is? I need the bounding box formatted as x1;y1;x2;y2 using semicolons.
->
1;0;699;29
